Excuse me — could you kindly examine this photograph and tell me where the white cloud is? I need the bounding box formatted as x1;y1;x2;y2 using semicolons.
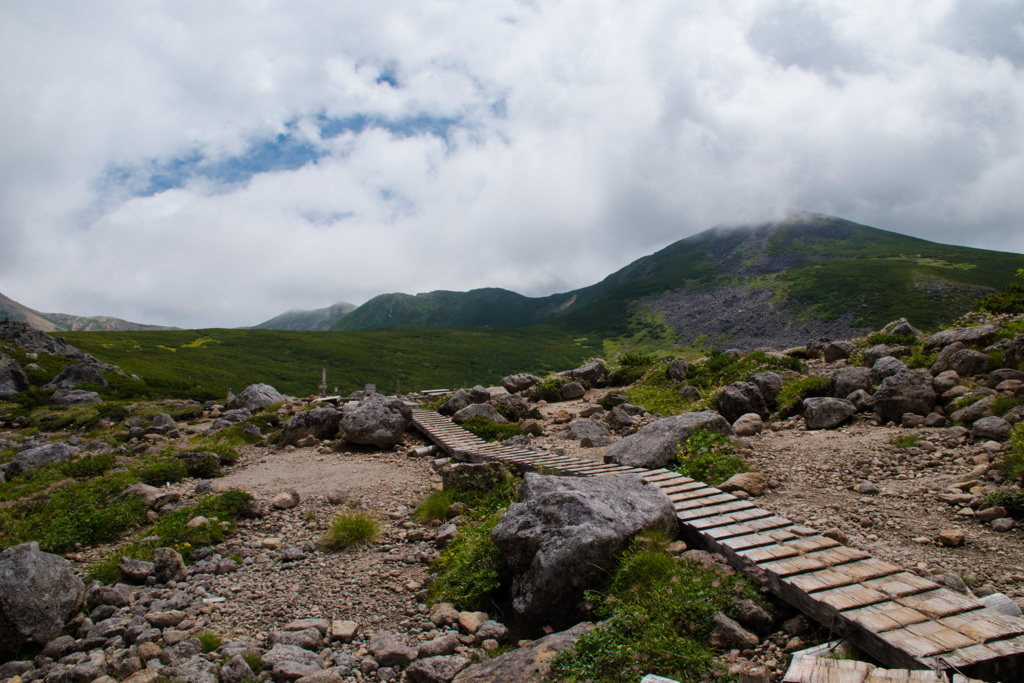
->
1;0;1022;327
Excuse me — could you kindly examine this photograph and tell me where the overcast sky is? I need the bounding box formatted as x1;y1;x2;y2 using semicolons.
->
2;1;1023;329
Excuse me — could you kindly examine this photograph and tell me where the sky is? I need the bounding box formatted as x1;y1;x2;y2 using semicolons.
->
2;0;1023;329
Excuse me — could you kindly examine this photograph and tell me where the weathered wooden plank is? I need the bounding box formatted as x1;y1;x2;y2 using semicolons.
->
677;499;755;520
881;620;977;658
816;584;891;612
657;480;709;495
896;589;980;619
689;508;775;530
861;573;938;600
721;533;782;551
845;602;930;633
667;487;721;503
641;470;686;482
940;608;1024;643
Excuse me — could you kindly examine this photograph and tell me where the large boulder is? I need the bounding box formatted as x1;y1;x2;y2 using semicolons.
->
873;369;937;424
923;324;1000;352
568;361;607;387
467;385;491;404
0;542;86;657
931;342;967;375
280;406;343;446
803;397;857;430
0;353;29;398
604;411;733;469
666;359;689;382
887;318;921;338
563;418;611;441
749;372;784;409
452;403;508;425
44;362;107;389
452;622;596;683
716;381;768;423
871;356;907;383
439;389;470;416
6;442;73;477
491;473;677;630
1003;333;1024;370
52;388;103;406
823;341;856;363
863;344;908;367
834;367;872;399
947;349;992;377
949;395;996;424
225;383;288;412
0;320;90;359
973;416;1012;442
338;394;412;448
501;374;540;394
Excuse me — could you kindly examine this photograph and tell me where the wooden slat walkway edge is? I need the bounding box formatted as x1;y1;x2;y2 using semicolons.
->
411;409;1024;682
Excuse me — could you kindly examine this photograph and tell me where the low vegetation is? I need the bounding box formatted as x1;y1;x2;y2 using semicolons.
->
411;489;458;524
549;535;763;682
459;417;524;442
775;376;833;416
670;430;749;486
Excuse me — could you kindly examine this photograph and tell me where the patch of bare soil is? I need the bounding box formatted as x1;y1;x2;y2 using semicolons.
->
746;416;1024;599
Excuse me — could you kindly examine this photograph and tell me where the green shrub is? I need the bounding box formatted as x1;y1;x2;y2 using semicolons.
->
775;376;834;416
687;351;802;392
991;396;1022;416
63;453;117;479
139;460;188;486
492;403;541;422
984;488;1024;519
460;417;524;442
241;651;262;673
412;489;458;524
1000;423;1024;484
427;479;519;610
976;271;1024;315
861;332;919;347
904;351;938;370
321;511;381;551
419;392;453;412
891;434;920;449
549;537;762;683
950;394;986;412
531;378;568;402
670;430;749;486
179;452;223;479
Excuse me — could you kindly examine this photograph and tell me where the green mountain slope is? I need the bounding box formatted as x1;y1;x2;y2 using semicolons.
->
328;213;1024;345
252;301;358;331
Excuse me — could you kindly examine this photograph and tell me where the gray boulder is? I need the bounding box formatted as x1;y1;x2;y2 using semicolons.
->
863;344;904;367
848;389;874;412
280;407;343;446
871;356;907;383
834;367;872;399
873;369;937;424
560;381;585;400
367;631;418;668
6;442;73;477
803;397;857;430
563;418;611;441
452;403;507;425
973;416;1012;442
45;362;107;389
0;353;29;398
666;359;689;381
491;473;677;630
568;361;607;387
226;383;288;412
604;410;733;469
749;372;783;409
407;656;471;683
53;389;103;406
452;622;595;683
924;324;1001;352
501;374;540;393
0;320;90;359
887;318;921;337
949;395;996;424
439;389;470;416
153;547;188;583
339;394;412;448
0;542;86;657
947;349;992;377
823;341;856;363
931;342;968;375
1003;333;1024;370
716;381;768;423
467;386;491;404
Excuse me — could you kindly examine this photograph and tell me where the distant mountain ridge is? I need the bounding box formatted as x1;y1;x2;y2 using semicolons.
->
327;212;1024;348
0;292;176;332
251;301;357;331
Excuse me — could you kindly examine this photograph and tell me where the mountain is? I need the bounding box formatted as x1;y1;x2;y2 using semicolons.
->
252;301;358;331
329;212;1024;349
0;291;175;332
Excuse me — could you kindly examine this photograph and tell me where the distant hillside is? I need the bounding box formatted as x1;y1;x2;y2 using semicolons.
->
327;212;1024;349
0;291;175;332
252;301;358;331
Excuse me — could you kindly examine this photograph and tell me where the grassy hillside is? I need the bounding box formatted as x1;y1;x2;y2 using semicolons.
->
252;301;357;331
59;326;600;399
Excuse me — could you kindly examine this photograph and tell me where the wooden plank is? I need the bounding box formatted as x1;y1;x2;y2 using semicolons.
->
689;508;775;530
668;488;723;504
720;533;781;551
862;573;939;599
882;621;977;657
642;470;686;482
940;608;1024;643
677;499;755;520
896;589;980;619
816;584;891;611
845;602;929;633
658;481;709;495
740;543;802;563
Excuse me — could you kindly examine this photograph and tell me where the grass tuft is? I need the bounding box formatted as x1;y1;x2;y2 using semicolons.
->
412;489;458;524
775;376;833;416
198;631;222;653
891;434;920;449
670;430;749;486
320;511;381;551
459;417;524;442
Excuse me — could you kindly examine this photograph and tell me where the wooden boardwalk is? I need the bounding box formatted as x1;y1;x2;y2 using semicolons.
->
411;409;1024;681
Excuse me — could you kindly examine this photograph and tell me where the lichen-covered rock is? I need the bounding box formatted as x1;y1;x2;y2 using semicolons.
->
6;442;73;476
749;372;783;409
491;473;677;630
873;369;937;424
339;394;412;448
563;418;610;441
501;374;540;393
451;403;507;425
0;352;29;398
716;382;768;423
947;349;992;377
0;542;86;657
803;397;857;430
568;361;607;387
44;362;107;389
666;358;689;381
280;406;343;446
833;367;872;399
604;410;733;469
924;325;1000;352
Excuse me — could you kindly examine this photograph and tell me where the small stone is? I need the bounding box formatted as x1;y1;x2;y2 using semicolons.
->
992;518;1014;532
272;490;300;510
330;620;360;643
457;611;489;634
262;537;284;550
821;528;849;546
977;507;1008;523
857;480;879;495
937;529;965;547
429;603;459;626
